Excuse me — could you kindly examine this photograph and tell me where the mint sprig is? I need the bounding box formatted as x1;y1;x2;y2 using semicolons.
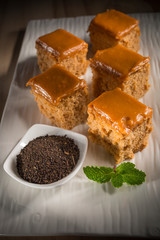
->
83;162;146;188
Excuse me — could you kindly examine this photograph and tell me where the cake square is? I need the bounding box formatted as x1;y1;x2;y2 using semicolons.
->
36;29;88;77
88;88;153;163
88;9;140;53
26;65;89;129
90;44;150;99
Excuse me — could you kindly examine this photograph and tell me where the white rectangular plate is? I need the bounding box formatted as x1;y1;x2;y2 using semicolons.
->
0;13;160;237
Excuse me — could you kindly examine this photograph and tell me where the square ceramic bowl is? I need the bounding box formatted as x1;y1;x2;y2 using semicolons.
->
3;124;88;189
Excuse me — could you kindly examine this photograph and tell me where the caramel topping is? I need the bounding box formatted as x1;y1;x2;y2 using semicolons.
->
89;9;139;39
36;29;88;59
90;44;150;79
88;88;152;135
26;65;86;104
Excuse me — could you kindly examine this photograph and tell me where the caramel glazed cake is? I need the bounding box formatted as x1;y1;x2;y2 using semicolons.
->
90;44;150;99
88;88;153;163
88;9;140;53
36;29;88;77
26;65;89;130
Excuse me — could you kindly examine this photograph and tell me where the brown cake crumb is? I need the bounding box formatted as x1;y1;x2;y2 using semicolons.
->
90;44;150;99
87;88;153;163
16;135;80;184
36;29;88;76
26;65;89;130
88;9;140;53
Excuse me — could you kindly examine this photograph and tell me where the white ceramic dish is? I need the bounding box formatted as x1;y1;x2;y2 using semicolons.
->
0;14;160;237
3;124;88;189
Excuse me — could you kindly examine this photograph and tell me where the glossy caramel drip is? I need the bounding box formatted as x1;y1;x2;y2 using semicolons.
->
89;9;139;39
90;44;150;79
36;29;88;59
26;65;86;104
88;88;152;135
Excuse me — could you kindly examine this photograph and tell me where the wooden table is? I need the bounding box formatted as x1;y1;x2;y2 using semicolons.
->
0;0;159;239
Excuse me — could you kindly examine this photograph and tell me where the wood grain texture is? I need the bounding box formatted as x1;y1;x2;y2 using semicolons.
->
0;1;159;239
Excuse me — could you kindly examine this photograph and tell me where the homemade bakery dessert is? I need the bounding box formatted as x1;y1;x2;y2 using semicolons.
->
87;88;153;163
36;29;88;76
26;65;89;129
90;44;150;99
88;9;140;53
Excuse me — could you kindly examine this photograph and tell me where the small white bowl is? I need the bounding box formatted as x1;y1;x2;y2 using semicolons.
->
3;124;88;189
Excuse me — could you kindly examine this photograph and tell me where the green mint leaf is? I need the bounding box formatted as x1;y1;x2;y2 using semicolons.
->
116;162;135;174
111;173;123;188
122;168;146;185
83;166;114;183
83;162;146;188
115;162;146;186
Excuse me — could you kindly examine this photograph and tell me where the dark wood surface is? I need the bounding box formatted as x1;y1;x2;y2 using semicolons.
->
0;0;159;239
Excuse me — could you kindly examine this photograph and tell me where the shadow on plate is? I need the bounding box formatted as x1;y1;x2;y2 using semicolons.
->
15;56;40;89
